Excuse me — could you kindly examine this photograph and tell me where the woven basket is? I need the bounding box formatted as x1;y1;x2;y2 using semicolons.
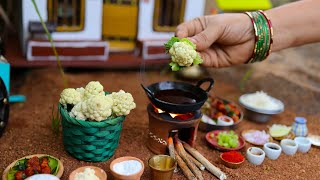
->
59;104;125;162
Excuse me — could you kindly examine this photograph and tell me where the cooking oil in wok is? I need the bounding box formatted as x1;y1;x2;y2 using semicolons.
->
154;89;198;104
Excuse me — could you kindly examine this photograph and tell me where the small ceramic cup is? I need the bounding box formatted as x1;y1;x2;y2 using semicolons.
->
294;137;312;153
263;142;282;160
246;147;265;165
280;139;298;155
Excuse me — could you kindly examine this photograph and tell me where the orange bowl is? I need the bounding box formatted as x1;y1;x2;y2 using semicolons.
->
220;153;244;169
110;156;144;180
69;166;107;180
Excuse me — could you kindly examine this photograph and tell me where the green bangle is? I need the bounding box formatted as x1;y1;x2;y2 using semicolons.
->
245;11;272;63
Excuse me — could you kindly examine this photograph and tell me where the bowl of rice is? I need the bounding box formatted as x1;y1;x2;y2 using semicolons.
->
239;91;284;123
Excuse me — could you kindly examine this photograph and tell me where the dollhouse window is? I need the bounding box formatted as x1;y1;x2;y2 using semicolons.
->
153;0;186;32
47;0;85;32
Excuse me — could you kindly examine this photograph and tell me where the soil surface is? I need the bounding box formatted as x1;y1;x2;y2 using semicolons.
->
1;45;320;180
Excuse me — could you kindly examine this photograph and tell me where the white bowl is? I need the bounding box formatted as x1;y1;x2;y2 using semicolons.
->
26;174;59;180
263;142;282;160
280;139;298;155
294;137;311;153
217;115;234;126
246;147;265;165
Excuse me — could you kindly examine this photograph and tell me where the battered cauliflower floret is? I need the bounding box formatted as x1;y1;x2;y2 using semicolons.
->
83;81;104;100
169;42;197;67
69;102;86;120
111;90;136;116
59;88;81;108
82;95;113;121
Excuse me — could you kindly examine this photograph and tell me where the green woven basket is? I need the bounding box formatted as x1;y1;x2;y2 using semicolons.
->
59;104;125;162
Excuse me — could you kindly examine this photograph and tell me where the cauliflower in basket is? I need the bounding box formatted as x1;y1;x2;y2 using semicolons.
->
83;81;104;100
111;90;136;116
69;102;86;120
59;88;81;108
164;37;203;71
82;95;113;121
76;87;85;100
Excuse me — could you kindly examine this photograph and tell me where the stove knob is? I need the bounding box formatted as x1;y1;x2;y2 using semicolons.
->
0;121;4;127
3;98;7;104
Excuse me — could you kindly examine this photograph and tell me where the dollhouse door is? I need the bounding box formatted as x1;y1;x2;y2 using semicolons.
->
102;0;138;52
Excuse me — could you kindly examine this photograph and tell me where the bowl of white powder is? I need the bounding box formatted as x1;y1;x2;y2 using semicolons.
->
239;91;284;123
110;156;144;180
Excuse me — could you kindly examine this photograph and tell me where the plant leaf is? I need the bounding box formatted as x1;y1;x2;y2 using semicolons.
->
180;38;196;50
164;37;180;52
48;156;59;175
193;54;203;65
169;62;181;71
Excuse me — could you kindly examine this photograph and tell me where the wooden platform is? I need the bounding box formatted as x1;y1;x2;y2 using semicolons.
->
5;37;169;69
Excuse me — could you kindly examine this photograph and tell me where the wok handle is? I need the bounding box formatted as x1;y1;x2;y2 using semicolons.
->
195;78;214;93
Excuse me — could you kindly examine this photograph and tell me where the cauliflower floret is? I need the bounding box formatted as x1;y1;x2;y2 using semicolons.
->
83;81;104;100
82;95;113;121
69;102;86;120
169;42;197;67
59;88;81;108
76;87;85;100
111;90;136;116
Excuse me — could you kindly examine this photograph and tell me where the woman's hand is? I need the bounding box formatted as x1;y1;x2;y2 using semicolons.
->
175;13;255;68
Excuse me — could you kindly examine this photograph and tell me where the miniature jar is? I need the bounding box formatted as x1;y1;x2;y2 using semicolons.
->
292;117;308;137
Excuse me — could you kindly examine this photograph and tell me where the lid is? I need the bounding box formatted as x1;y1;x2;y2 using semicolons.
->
295;117;306;124
0;77;9;137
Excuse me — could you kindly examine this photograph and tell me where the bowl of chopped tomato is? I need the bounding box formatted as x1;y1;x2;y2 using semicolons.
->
199;96;243;132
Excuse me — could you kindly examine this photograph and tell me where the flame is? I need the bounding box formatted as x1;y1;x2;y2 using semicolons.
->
152;104;194;120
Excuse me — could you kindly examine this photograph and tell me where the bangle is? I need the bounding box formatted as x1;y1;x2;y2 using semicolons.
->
244;10;273;63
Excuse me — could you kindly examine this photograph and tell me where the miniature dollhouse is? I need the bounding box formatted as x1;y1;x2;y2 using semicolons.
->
21;0;108;61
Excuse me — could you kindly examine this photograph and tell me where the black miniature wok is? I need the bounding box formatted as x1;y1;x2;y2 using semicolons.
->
141;78;214;113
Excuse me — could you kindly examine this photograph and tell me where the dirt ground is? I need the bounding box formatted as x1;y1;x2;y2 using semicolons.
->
1;43;320;180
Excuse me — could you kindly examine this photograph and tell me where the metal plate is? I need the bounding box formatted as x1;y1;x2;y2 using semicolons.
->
0;77;9;137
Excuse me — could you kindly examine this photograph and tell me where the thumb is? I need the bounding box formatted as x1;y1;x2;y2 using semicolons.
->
189;27;220;51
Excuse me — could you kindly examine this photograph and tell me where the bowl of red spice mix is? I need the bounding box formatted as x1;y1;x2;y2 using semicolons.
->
220;151;245;169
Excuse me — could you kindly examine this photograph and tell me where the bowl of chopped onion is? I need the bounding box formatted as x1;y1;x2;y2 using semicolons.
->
239;91;284;123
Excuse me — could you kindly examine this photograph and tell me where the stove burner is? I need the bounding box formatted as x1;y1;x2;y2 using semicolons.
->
147;104;202;154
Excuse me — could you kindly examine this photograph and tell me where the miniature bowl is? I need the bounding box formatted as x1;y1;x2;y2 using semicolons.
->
263;142;282;160
110;156;144;180
246;147;265;165
239;94;284;123
69;166;107;180
26;174;59;180
220;153;244;169
280;139;298;155
294;137;312;153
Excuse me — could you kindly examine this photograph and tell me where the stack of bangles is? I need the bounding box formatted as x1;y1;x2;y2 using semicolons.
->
245;10;273;63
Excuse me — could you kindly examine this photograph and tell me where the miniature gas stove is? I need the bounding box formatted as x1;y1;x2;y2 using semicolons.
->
147;104;202;154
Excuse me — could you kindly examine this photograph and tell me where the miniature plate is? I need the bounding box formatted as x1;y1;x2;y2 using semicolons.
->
271;131;295;141
307;134;320;146
2;154;64;180
241;129;273;146
205;130;245;151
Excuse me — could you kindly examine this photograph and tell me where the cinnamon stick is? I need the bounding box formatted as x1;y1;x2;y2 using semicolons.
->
175;152;196;180
175;138;204;180
186;152;205;171
182;142;227;180
168;137;175;159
